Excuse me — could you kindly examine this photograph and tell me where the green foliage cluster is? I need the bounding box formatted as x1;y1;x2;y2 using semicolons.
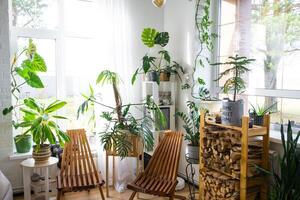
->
132;28;183;85
78;70;166;158
14;98;69;147
175;101;200;146
212;55;255;102
249;102;277;117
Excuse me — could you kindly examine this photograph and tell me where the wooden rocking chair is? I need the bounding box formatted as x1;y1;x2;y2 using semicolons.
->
57;129;105;200
127;131;186;200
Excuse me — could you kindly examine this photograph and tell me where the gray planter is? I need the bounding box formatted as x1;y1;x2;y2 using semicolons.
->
186;145;199;162
221;99;244;126
147;71;159;82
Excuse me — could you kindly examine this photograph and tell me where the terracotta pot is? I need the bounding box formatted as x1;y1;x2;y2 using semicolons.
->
32;144;51;163
159;72;171;81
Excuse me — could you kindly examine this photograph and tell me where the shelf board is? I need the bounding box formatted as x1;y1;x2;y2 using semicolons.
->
31;179;56;188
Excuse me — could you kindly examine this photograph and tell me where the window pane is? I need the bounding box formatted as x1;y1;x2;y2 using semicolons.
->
12;0;58;29
17;37;56;100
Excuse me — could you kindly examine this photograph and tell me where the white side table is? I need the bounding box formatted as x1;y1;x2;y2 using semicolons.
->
20;157;58;200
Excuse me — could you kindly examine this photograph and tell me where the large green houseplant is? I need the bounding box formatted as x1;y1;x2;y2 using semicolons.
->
78;70;166;158
2;39;48;153
211;55;255;126
15;98;70;162
131;28;183;85
176;101;200;160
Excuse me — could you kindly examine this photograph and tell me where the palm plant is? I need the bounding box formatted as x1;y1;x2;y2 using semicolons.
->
175;101;200;146
211;55;255;101
15;98;70;147
78;70;166;158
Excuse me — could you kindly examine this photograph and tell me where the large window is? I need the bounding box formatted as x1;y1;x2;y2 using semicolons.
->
218;0;300;128
11;0;101;132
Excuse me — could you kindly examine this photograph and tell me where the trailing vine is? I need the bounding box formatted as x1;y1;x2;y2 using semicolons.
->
182;0;217;100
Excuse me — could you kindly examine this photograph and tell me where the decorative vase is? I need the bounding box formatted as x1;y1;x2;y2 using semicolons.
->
32;144;51;163
159;71;170;81
14;135;32;153
221;99;244;126
186;145;199;162
147;71;159;82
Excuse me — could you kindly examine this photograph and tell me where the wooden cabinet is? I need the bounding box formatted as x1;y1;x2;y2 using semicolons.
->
199;111;270;200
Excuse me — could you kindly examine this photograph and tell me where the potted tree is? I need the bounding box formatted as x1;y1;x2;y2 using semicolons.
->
15;98;70;162
249;102;277;126
176;101;200;160
78;70;166;158
211;55;255;126
131;28;183;85
2;39;47;153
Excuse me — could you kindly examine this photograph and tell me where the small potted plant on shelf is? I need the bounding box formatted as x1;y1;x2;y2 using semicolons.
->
78;70;166;158
131;28;183;85
176;101;200;160
211;55;255;126
15;98;70;162
2;39;47;153
249;102;277;126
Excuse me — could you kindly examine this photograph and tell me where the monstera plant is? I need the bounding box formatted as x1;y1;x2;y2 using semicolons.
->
2;39;48;153
78;70;166;158
131;28;183;84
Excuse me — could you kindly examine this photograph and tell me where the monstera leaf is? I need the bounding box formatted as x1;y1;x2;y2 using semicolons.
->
141;28;158;47
155;32;169;47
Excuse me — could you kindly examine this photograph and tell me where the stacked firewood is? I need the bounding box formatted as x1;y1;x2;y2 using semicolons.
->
201;125;263;178
200;170;240;200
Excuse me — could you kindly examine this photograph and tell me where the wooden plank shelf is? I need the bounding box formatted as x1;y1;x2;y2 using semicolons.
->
200;112;270;200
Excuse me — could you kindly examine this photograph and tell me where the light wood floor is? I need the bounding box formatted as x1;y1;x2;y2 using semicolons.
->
14;185;195;200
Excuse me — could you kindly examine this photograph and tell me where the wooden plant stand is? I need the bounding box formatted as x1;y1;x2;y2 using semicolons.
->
105;134;143;197
199;111;270;200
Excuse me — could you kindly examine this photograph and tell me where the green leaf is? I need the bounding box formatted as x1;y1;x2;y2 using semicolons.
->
141;28;158;48
159;50;170;63
24;98;41;112
131;68;139;85
154;32;169;47
43;125;56;144
31;53;47;72
52;115;68;119
45;101;67;113
2;106;13;115
26;72;44;88
142;55;155;73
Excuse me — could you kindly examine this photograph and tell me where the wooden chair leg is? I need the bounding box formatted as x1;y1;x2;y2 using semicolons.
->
98;185;105;200
129;191;137;200
57;190;62;200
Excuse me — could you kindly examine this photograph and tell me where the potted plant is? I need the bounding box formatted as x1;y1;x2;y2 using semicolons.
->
249;102;277;126
131;28;183;85
15;98;70;162
2;39;47;153
211;55;255;126
78;70;166;158
176;101;200;160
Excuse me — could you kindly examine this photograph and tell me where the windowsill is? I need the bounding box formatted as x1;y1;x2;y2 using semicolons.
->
9;151;32;160
269;130;300;146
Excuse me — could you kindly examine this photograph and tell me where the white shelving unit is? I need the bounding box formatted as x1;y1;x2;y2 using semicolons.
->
142;81;176;151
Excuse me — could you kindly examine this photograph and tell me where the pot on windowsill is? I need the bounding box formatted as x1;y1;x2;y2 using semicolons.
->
186;144;199;162
14;134;32;153
221;98;244;126
159;71;171;81
32;144;51;163
249;113;264;126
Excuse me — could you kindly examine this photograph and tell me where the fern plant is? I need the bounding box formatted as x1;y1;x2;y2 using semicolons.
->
175;101;200;146
211;55;255;101
78;70;166;158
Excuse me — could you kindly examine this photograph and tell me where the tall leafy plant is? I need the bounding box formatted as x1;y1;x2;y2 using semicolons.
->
78;70;166;158
269;121;300;200
175;101;200;146
211;55;255;102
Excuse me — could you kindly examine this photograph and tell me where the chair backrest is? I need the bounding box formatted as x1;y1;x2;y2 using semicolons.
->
60;129;101;186
144;131;183;180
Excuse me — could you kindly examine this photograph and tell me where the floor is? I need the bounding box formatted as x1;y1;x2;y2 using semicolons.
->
14;186;195;200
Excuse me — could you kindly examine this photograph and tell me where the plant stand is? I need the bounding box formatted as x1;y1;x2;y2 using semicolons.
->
105;135;143;198
199;111;270;200
185;153;199;200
